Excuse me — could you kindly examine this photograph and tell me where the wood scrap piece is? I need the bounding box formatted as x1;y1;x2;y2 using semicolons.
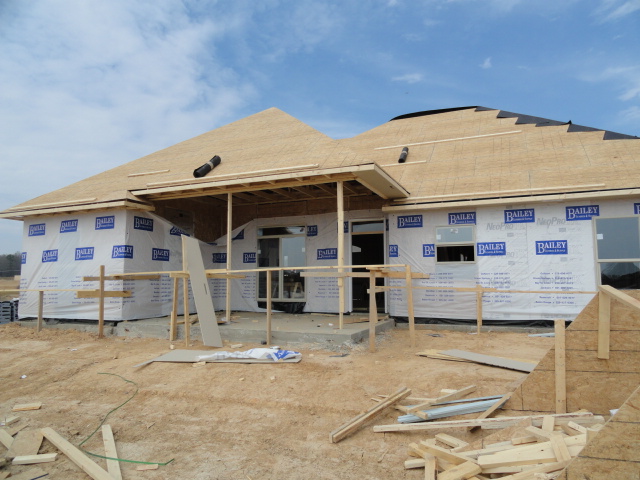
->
12;453;57;465
330;387;411;443
136;464;159;471
496;460;571;480
101;425;122;480
1;416;20;426
41;427;113;480
408;385;476;413
469;392;512;432
7;423;29;437
549;434;572;462
438;460;482;480
5;429;43;459
424;454;436;480
5;468;48;480
0;430;13;449
554;319;567;413
12;403;42;412
372;412;604;433
541;415;555;433
416;441;477;466
436;433;469;450
416;350;473;363
438;349;536;372
0;471;8;480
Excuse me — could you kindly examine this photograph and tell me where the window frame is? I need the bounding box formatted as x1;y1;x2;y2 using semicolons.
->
434;225;477;264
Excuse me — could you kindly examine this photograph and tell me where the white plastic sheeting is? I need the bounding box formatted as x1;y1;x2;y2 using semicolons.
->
19;210;216;320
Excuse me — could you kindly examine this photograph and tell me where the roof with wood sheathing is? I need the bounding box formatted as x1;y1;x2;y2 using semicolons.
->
2;105;639;219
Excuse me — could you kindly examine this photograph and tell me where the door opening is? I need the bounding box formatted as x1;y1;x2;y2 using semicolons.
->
351;221;385;313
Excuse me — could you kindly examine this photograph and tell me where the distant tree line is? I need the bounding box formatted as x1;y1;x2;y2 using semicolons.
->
0;252;21;277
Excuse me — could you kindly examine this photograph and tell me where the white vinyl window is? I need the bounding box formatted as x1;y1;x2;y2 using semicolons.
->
595;216;640;289
257;226;306;301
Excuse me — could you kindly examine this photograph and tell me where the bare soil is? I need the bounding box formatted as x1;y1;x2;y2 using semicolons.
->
0;323;554;479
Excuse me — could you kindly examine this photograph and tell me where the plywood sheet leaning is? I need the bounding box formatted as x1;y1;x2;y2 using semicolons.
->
555;384;640;480
182;235;222;347
506;290;640;415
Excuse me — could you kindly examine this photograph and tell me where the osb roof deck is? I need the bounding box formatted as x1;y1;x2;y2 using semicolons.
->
2;105;639;219
338;106;640;211
1;108;407;219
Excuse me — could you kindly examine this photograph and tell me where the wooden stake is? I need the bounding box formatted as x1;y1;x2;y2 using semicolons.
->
98;265;105;338
554;319;567;414
183;277;190;346
475;285;483;334
337;181;345;329
266;269;272;346
36;290;44;333
369;271;377;353
169;276;179;341
405;265;416;347
597;290;611;359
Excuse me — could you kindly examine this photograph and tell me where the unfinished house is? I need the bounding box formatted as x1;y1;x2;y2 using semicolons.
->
2;106;640;325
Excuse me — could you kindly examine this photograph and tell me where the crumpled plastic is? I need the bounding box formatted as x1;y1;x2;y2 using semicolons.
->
195;347;301;362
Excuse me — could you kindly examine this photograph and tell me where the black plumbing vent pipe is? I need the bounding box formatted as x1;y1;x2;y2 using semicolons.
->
398;147;409;163
193;155;221;178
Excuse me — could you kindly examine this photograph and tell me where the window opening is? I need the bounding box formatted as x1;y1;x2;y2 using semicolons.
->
257;225;306;302
435;226;475;263
595;217;640;289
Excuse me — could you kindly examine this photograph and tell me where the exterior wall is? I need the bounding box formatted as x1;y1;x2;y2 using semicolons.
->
386;197;640;322
18;209;214;321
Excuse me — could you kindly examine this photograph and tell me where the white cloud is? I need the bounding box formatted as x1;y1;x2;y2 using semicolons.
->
586;66;640;101
619;105;640;122
391;73;424;84
480;57;493;69
593;0;640;22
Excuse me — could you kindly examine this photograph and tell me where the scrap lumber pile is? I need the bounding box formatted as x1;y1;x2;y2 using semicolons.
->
402;415;605;479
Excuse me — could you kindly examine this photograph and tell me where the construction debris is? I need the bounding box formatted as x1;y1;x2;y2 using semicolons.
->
11;403;42;413
134;347;302;367
438;349;537;373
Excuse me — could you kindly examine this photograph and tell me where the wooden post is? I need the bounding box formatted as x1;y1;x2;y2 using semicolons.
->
37;290;44;332
475;285;483;335
369;271;377;353
98;265;105;338
169;276;179;341
597;290;611;359
183;277;190;346
266;269;272;346
337;181;345;329
405;265;416;347
226;192;233;325
554;319;567;414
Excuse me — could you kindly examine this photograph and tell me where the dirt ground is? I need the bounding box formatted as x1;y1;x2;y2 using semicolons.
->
0;322;554;480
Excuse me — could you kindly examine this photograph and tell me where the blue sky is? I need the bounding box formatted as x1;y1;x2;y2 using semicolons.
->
0;0;639;254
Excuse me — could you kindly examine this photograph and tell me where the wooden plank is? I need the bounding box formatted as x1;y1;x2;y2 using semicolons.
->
136;463;159;470
494;460;571;480
416;441;476;466
12;403;42;412
406;265;416;347
76;290;131;298
424;454;436;480
438;461;482;480
435;433;469;450
98;265;105;338
469;392;512;432
330;387;411;443
4;430;43;459
266;270;272;346
555;319;567;414
0;430;14;449
101;425;122;480
541;415;555;433
225;192;232;333
549;433;572;462
439;349;536;373
12;453;57;465
408;385;476;413
597;290;611;359
41;427;113;480
476;286;483;334
182;236;222;347
169;276;179;341
372;413;604;433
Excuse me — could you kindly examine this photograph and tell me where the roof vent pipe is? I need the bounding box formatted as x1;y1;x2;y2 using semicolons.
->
193;155;221;178
398;147;409;163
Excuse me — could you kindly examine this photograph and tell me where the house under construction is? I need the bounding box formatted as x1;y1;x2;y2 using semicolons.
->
2;106;640;324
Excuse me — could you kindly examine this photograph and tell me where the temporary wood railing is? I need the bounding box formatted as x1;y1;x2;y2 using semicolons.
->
596;285;640;359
